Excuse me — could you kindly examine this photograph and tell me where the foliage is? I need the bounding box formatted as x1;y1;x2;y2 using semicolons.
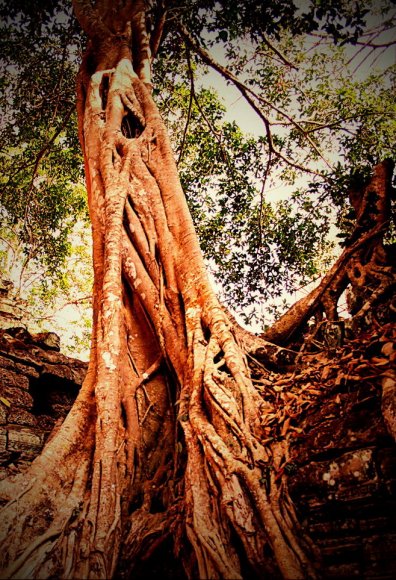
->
0;0;395;332
0;0;93;352
0;221;93;358
155;73;334;313
177;0;378;46
154;2;395;322
0;0;86;280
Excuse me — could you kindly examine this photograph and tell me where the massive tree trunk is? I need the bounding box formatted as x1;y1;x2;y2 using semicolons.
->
0;3;314;579
0;2;394;579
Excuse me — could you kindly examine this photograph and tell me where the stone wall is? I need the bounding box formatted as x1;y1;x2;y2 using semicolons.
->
288;367;396;578
0;327;87;480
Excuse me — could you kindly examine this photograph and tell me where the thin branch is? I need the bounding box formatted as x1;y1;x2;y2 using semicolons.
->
352;46;377;75
300;109;395;135
345;30;381;67
177;45;194;166
368;46;390;69
150;3;167;59
13;294;93;323
354;39;396;48
261;35;297;70
258;148;272;247
1;105;75;198
50;17;75;125
310;22;396;44
0;235;17;253
185;49;234;173
22;105;75;212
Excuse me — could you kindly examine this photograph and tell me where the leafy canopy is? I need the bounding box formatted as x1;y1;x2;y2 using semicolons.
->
0;0;395;333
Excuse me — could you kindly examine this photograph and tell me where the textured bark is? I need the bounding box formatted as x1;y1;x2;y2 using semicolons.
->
264;160;395;346
0;3;316;579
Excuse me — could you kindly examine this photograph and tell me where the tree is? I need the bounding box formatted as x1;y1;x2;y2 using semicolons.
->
0;1;394;579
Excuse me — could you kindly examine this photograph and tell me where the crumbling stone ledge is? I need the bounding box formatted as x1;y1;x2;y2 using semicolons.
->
0;327;87;479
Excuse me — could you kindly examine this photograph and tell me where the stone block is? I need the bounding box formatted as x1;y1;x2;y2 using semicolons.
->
0;429;7;451
362;533;396;575
7;426;44;453
377;447;396;479
0;300;24;321
0;404;7;425
41;365;80;384
31;332;60;352
0;467;9;481
0;450;12;465
35;414;56;431
0;385;33;409
290;448;378;500
0;367;29;390
51;403;73;418
324;562;363;579
0;354;39;379
3;327;30;342
7;407;37;427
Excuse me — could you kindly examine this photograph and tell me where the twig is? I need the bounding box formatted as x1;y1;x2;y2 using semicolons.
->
141;402;153;425
261;35;297;70
177;45;194;166
184;48;234;173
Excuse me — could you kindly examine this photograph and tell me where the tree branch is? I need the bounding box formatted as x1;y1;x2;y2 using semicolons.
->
150;3;167;59
177;46;194;166
260;35;297;70
258;148;272;246
1;105;75;204
178;23;333;175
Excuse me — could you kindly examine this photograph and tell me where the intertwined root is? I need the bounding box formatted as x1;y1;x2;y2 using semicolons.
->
0;48;318;579
264;161;395;347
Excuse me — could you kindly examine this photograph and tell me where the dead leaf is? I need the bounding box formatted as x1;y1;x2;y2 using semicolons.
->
370;357;389;366
321;366;332;380
340;352;354;362
381;342;394;357
0;397;11;408
354;363;369;372
284;392;297;401
281;417;291;436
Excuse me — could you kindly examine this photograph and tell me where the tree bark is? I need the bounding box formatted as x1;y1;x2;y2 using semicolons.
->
0;2;318;579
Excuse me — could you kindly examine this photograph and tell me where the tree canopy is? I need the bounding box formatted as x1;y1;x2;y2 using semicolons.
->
0;0;395;332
